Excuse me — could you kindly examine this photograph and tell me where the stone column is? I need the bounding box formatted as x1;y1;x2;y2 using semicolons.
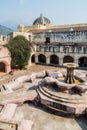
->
81;46;84;54
35;55;38;63
6;64;11;73
74;59;78;65
60;46;63;53
46;57;50;65
59;57;63;66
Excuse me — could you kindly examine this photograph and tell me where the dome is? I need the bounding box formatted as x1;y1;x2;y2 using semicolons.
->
33;14;51;25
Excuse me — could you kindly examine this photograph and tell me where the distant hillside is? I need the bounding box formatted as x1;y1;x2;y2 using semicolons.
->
0;25;13;35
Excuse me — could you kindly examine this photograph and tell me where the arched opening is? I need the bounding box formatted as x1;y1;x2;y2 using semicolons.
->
50;55;59;65
45;37;50;43
63;56;74;63
78;57;87;67
38;54;46;64
0;62;6;73
31;54;35;63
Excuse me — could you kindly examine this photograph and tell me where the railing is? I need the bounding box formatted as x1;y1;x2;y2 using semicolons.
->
36;46;87;54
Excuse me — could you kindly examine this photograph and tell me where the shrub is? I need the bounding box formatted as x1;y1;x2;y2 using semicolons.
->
6;35;33;69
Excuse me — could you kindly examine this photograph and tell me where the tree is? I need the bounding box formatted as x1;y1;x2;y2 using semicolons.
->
6;35;34;70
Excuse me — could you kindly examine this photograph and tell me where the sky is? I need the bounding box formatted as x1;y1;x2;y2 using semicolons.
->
0;0;87;30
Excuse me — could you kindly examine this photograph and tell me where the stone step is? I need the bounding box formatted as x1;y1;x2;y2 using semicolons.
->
37;86;87;109
39;84;87;103
45;104;74;117
37;88;86;115
39;85;87;105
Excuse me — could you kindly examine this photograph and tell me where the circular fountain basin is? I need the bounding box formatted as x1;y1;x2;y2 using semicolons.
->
35;64;87;117
63;63;78;68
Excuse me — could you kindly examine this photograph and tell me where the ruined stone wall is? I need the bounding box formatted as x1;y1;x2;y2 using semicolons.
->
0;46;11;73
0;35;9;45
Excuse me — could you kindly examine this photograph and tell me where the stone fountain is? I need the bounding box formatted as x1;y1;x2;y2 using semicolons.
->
35;63;87;117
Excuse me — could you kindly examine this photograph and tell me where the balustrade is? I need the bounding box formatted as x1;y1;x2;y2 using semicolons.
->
36;45;87;54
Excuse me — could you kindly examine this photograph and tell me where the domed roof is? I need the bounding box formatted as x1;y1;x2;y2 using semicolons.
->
33;14;51;25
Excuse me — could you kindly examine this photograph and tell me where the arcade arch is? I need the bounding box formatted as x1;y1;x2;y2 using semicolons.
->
78;57;87;67
50;55;59;65
38;54;46;63
31;54;35;63
0;62;6;72
63;55;74;63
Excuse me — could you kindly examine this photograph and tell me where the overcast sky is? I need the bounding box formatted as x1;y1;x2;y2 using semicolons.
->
0;0;87;30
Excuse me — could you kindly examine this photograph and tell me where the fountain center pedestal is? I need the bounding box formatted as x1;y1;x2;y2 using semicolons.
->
63;63;78;84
